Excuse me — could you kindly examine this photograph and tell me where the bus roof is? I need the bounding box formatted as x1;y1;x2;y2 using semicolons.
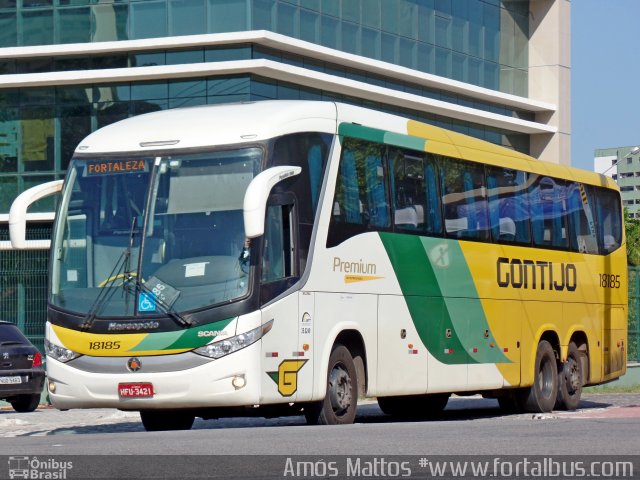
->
76;100;616;191
76;101;337;154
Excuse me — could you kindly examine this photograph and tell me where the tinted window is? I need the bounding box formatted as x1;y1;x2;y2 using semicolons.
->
486;166;530;244
566;182;599;254
529;175;569;249
440;158;489;241
270;132;332;271
595;188;622;254
329;138;390;246
389;148;442;235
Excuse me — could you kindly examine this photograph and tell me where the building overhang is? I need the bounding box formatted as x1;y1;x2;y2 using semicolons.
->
0;30;557;136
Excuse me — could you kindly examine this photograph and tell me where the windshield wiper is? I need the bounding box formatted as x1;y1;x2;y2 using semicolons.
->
80;218;137;331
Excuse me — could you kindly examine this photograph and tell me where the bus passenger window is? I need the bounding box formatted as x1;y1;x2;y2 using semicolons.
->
328;138;390;247
486;166;530;244
388;149;441;235
440;158;489;241
567;183;599;254
529;175;569;249
595;188;622;254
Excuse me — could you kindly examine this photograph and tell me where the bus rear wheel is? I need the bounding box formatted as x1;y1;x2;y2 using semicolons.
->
378;393;449;418
140;410;195;431
556;341;583;411
304;344;357;425
520;340;558;413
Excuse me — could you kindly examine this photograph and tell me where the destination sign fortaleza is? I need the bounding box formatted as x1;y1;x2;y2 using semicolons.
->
85;159;147;176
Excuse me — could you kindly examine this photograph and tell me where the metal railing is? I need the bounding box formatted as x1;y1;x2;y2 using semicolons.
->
628;266;640;363
0;223;51;354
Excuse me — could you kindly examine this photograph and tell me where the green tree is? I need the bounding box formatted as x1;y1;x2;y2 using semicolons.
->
625;209;640;265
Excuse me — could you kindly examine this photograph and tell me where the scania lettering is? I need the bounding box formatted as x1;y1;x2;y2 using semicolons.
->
10;101;626;431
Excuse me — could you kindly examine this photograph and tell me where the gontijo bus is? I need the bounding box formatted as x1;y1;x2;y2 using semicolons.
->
10;101;626;430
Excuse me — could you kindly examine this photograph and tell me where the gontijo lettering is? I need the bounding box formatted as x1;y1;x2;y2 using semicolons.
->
497;257;577;291
86;159;146;175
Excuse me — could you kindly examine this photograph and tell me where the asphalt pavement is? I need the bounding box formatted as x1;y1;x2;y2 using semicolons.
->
1;393;639;437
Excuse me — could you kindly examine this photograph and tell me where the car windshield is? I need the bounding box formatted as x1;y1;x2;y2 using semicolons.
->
50;147;262;317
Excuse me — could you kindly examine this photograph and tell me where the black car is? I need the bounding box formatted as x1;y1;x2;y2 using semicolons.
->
0;321;45;412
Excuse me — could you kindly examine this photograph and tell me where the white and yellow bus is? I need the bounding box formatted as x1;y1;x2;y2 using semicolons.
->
11;101;627;430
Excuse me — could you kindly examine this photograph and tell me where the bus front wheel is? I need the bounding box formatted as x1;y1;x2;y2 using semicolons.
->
140;410;195;431
304;344;357;425
520;340;558;413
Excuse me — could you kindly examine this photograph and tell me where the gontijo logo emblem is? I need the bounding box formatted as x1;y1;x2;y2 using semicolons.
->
267;360;308;397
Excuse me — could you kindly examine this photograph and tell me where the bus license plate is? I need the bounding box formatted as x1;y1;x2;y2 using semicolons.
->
118;383;154;398
0;376;22;384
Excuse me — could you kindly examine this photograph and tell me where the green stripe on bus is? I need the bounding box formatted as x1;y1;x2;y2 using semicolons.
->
380;233;509;365
338;123;427;151
383;132;427;152
380;233;472;364
131;318;234;351
419;237;508;364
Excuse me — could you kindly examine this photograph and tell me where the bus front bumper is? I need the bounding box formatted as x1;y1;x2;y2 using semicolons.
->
46;342;261;410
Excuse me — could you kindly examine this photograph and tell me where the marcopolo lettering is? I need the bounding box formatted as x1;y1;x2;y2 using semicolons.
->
496;257;577;292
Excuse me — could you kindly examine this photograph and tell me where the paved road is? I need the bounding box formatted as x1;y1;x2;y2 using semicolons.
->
2;395;639;479
1;393;639;453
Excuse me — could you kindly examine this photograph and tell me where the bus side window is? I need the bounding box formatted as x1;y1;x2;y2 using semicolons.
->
440;158;489;241
529;175;569;249
595;188;622;254
567;183;599;254
388;149;441;235
259;201;300;306
328;138;390;247
261;204;295;283
486;166;530;244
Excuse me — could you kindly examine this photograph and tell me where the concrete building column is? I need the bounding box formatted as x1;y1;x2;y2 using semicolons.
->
528;0;571;165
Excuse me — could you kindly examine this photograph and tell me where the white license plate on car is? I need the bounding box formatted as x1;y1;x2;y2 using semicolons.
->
0;376;23;384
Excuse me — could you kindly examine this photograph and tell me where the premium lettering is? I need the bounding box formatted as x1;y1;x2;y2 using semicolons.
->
332;256;377;275
497;257;576;291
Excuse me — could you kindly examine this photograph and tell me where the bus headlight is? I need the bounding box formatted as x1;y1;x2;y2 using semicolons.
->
194;320;273;359
45;339;81;363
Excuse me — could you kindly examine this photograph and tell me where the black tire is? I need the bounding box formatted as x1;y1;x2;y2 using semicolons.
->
556;342;583;411
378;393;449;418
140;410;195;431
520;340;558;413
304;344;357;425
10;394;40;413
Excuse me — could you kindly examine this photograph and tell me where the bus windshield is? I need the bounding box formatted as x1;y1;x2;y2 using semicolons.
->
50;147;263;317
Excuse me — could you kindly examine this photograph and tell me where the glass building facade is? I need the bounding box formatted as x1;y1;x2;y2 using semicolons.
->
1;0;565;352
0;0;529;94
0;0;534;213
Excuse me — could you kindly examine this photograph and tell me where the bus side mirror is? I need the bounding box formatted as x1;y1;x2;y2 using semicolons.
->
243;166;301;238
9;179;63;249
